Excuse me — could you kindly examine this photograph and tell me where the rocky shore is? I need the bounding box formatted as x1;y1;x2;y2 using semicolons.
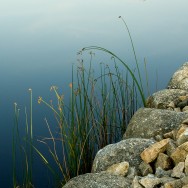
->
63;62;188;188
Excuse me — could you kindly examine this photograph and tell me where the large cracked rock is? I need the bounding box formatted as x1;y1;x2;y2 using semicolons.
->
92;138;155;173
62;173;131;188
123;108;188;139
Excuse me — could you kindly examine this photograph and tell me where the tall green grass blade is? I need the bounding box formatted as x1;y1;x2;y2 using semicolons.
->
82;46;146;106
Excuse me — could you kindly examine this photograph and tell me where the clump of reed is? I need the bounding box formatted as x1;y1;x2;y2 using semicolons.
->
12;89;34;188
13;17;148;187
36;17;147;187
36;58;142;186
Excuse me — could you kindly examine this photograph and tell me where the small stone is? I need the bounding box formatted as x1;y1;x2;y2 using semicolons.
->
184;155;188;175
132;176;143;188
127;167;137;180
154;134;164;141
155;153;173;170
179;96;188;101
181;176;188;185
171;162;185;178
183;106;188;112
174;107;181;112
139;175;161;188
164;130;177;140
160;177;178;184
171;141;188;164
141;138;170;163
163;179;183;188
105;161;129;176
155;167;172;178
176;128;188;146
167;107;174;111
166;139;177;156
167;101;175;109
176;124;188;139
182;185;188;188
182;118;188;125
177;99;188;109
139;161;153;176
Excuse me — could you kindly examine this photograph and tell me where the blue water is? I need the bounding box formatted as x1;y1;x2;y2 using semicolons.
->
1;0;188;187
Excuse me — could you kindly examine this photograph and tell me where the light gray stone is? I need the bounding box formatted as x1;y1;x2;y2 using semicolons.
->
124;108;188;139
62;173;131;188
139;175;161;188
92;138;156;173
155;167;172;178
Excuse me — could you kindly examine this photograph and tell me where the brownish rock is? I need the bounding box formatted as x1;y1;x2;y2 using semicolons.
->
176;124;188;140
163;179;183;188
171;162;185;178
176;128;188;146
184;155;188;175
105;161;129;176
164;130;177;140
141;138;170;163
155;153;173;170
139;161;153;176
166;139;177;156
179;96;188;101
171;141;188;164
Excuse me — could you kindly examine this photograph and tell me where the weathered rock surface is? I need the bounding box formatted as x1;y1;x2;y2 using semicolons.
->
146;89;187;109
92;138;156;173
123;108;188;139
168;62;188;90
62;173;131;188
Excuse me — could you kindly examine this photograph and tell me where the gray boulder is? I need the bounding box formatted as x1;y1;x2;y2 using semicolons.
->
92;138;155;173
62;173;131;188
168;62;188;90
146;89;187;109
123;108;188;139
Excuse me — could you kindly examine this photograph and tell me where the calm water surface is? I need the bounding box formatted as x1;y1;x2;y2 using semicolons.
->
1;0;188;187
